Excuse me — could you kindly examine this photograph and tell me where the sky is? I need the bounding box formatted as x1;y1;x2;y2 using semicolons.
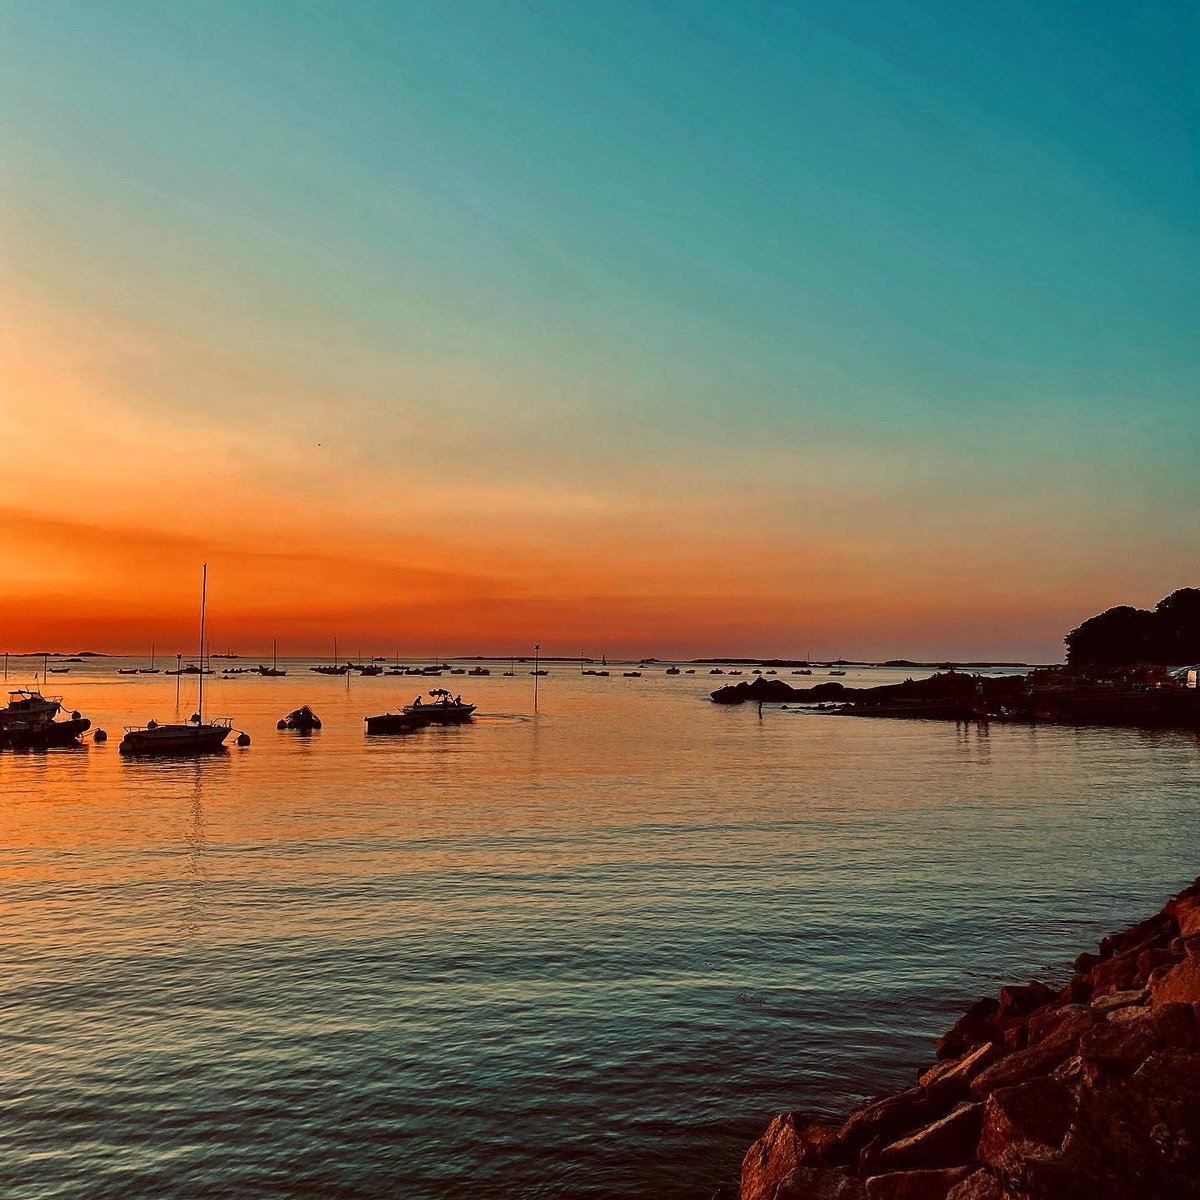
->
1;0;1196;661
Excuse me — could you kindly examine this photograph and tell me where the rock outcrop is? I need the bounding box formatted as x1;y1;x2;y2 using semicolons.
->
737;878;1200;1200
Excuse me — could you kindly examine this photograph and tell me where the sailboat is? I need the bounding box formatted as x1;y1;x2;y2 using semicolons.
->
138;642;160;673
258;639;287;677
119;564;234;755
311;637;348;675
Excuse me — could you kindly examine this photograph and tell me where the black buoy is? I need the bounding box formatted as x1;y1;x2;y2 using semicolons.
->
93;729;107;743
276;719;287;730
236;732;251;747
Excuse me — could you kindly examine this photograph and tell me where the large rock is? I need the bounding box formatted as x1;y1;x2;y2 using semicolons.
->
838;1090;943;1160
943;1170;1001;1200
774;1166;866;1199
1060;1049;1200;1197
741;1115;837;1200
918;1044;1005;1103
968;1035;1077;1100
1026;1003;1100;1046
1148;957;1200;1006
977;1076;1075;1164
871;1104;983;1173
863;1166;975;1200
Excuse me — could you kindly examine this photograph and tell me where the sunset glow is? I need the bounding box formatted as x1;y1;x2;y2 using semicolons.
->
3;2;1195;660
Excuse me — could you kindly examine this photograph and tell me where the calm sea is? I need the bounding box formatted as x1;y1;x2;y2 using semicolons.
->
2;660;1198;1198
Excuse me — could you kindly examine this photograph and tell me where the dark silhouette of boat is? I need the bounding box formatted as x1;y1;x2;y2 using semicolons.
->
139;643;160;673
119;667;139;674
468;666;490;676
258;640;287;676
364;711;425;734
401;689;476;724
0;689;91;749
279;705;322;731
120;565;236;756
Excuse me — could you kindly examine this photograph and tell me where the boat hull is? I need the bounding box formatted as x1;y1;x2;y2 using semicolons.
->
402;705;476;724
364;713;425;735
0;717;91;750
119;724;232;756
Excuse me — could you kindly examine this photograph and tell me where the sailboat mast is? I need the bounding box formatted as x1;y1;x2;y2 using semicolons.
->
198;563;207;722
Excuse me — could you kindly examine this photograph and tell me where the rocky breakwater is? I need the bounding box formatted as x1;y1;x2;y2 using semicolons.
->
737;878;1200;1200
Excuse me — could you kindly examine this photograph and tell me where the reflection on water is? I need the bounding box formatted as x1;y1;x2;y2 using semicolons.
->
1;664;1198;1198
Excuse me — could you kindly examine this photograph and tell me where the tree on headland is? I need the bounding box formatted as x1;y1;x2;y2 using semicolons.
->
1065;588;1200;666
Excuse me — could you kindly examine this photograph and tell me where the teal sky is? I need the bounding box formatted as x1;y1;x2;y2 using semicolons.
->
2;1;1197;659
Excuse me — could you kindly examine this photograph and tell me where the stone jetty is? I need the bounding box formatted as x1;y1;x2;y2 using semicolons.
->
736;878;1200;1200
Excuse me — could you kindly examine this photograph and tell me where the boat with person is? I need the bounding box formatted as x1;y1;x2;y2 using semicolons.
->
403;689;476;724
0;689;92;749
120;565;240;756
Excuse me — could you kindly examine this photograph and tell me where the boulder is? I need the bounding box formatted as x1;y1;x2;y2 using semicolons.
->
1088;953;1140;996
870;1103;982;1173
863;1166;975;1200
977;1076;1075;1164
1089;987;1147;1015
774;1166;866;1200
741;1114;838;1200
838;1090;943;1160
1108;999;1200;1050
1078;1018;1157;1075
919;1043;1005;1103
1026;1003;1100;1047
944;1170;1002;1200
969;1035;1077;1100
988;1139;1089;1200
1061;1049;1200;1196
1148;957;1200;1007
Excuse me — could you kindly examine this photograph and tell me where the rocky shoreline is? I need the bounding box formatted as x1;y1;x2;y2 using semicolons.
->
731;878;1200;1200
710;671;1200;728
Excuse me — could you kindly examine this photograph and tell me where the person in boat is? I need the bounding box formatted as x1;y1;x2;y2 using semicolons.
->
413;696;422;706
454;695;462;705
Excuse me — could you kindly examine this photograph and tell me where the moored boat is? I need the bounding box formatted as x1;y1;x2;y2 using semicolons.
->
120;565;239;757
0;689;92;749
279;705;322;731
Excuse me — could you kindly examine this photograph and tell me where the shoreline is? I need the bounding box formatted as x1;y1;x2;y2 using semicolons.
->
730;878;1200;1200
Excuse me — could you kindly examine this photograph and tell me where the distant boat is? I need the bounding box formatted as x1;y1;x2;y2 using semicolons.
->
530;669;548;676
828;670;847;676
139;643;160;674
258;639;287;677
709;668;724;675
623;670;641;677
48;667;70;674
357;664;384;676
120;565;236;756
119;667;139;675
665;666;680;675
468;666;490;676
311;637;349;675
